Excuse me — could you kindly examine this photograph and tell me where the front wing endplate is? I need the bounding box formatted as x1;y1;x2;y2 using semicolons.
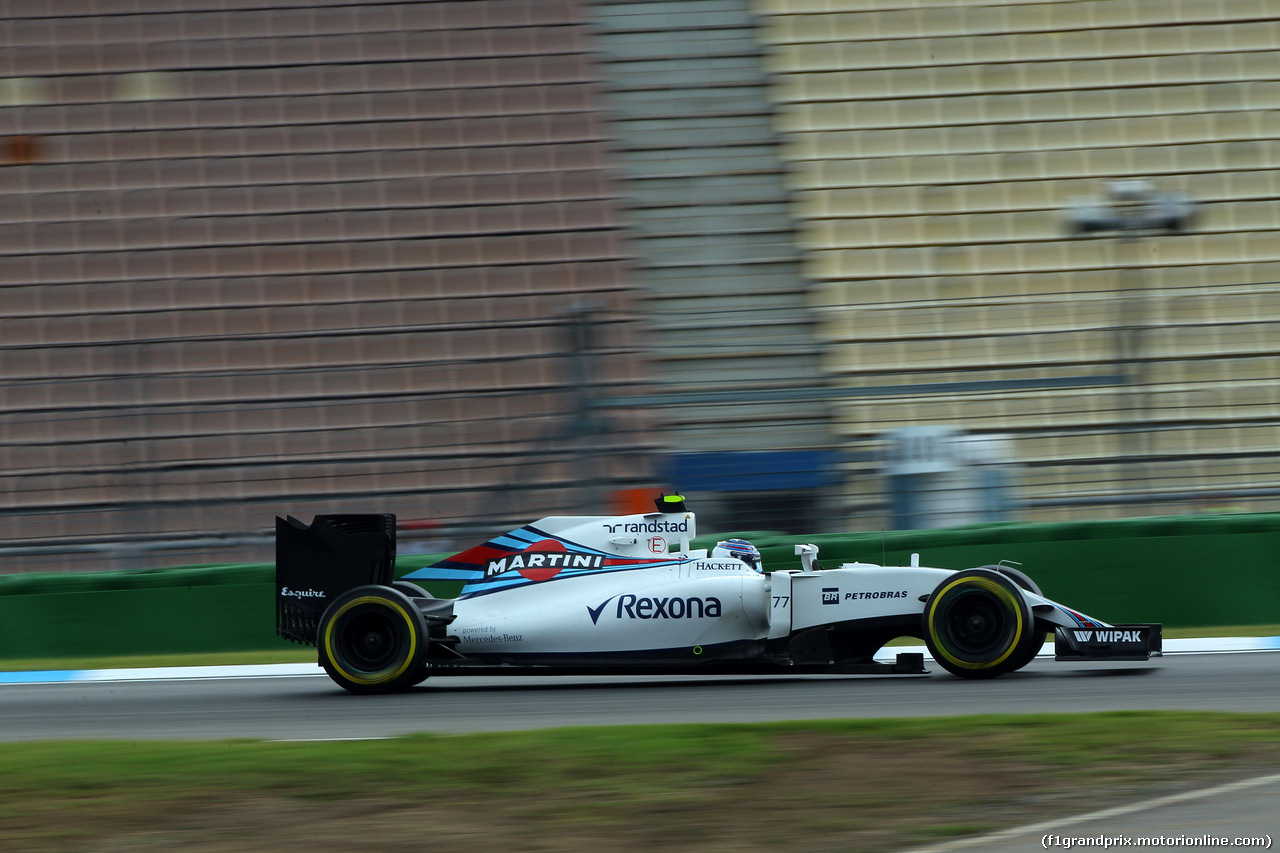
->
1054;623;1162;661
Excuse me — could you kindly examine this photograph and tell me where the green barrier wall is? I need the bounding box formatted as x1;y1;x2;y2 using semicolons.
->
0;555;448;660
1;514;1277;659
751;513;1280;627
0;564;279;658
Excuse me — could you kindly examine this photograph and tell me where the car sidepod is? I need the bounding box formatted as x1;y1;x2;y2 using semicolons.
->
448;567;771;664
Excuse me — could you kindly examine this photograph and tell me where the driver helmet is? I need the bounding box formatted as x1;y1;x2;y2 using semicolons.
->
712;538;762;572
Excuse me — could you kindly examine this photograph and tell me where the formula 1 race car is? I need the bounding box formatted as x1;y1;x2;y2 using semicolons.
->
275;496;1161;693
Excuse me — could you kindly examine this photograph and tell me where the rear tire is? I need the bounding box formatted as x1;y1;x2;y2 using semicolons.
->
390;583;437;686
318;585;427;694
391;580;433;599
923;570;1037;679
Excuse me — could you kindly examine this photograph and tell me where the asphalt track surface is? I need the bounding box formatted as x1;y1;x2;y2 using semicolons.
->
0;651;1277;742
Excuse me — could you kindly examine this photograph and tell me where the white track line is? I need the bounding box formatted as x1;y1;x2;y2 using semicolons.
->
0;662;323;685
900;770;1280;852
876;635;1280;662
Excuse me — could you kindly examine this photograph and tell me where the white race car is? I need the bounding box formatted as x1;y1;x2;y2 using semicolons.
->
275;496;1161;694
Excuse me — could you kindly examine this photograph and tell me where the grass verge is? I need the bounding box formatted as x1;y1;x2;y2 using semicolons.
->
1;712;1278;852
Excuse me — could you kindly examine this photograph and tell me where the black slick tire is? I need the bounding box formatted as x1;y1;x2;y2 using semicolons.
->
391;581;433;599
922;569;1037;679
981;565;1047;672
317;585;428;694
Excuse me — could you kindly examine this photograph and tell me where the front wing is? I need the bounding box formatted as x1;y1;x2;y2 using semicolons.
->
1053;623;1162;661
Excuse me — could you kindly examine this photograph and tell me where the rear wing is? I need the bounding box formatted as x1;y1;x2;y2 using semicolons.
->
275;514;397;646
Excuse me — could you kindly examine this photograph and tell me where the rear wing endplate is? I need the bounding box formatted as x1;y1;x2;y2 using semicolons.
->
275;514;397;646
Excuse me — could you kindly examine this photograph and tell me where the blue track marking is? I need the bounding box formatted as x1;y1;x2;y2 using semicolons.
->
0;670;82;684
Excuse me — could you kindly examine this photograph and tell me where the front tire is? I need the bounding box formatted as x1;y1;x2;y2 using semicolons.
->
982;565;1046;671
318;585;427;694
923;570;1036;679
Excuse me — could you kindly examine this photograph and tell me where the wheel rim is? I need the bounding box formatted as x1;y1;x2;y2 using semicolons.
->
943;590;1011;656
339;610;402;671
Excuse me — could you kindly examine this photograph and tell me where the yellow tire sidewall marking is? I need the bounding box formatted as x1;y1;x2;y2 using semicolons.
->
323;596;419;685
927;576;1024;670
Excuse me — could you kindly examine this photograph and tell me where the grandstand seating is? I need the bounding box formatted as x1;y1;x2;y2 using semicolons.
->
0;1;652;570
757;0;1280;523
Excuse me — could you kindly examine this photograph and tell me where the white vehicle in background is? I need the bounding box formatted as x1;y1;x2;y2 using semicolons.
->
276;495;1160;694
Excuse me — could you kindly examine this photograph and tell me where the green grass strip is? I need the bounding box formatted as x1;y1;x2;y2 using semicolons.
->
1;712;1279;852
